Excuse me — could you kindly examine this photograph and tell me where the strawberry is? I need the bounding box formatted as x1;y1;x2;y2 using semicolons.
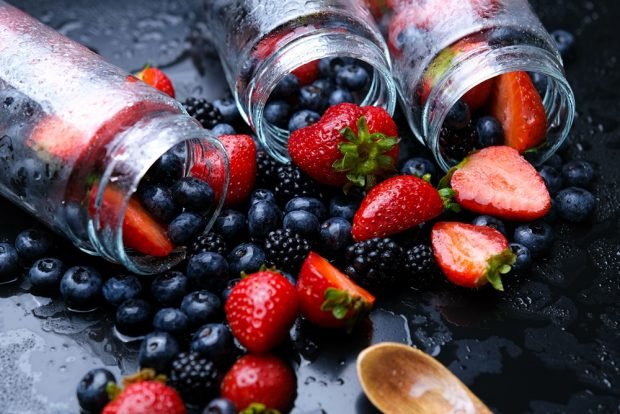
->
288;103;399;190
225;269;299;353
292;60;320;86
221;354;296;412
489;71;547;153
296;252;375;329
431;221;516;291
136;66;175;98
191;134;256;207
352;175;448;242
89;185;174;257
461;77;494;111
444;146;551;221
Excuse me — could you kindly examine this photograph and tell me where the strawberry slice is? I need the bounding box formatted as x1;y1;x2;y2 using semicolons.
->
292;60;320;86
431;221;515;290
446;146;551;221
89;185;174;257
136;66;175;98
489;71;547;153
296;252;375;329
461;78;494;111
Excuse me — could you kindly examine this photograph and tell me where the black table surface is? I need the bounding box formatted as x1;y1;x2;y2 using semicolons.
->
1;1;619;413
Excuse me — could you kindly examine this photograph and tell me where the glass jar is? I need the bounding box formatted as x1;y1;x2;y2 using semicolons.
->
0;2;228;274
204;0;397;163
378;0;575;171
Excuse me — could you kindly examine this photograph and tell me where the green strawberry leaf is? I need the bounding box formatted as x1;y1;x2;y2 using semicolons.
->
485;248;517;292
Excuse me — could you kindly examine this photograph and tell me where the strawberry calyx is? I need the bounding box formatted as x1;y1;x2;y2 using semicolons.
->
106;369;167;400
241;403;281;414
485;248;517;291
321;287;372;329
333;116;399;191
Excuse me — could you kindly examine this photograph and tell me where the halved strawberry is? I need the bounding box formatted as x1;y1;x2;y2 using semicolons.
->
461;78;494;111
489;71;547;153
431;221;515;290
136;66;175;98
292;60;320;86
296;252;375;329
445;146;551;221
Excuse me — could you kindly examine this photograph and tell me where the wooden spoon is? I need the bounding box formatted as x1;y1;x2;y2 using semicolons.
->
357;342;492;414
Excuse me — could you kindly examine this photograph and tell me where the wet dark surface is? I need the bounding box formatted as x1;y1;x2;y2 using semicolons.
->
1;0;619;413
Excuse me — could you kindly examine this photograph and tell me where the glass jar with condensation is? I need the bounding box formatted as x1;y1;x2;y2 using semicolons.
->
0;2;229;274
377;0;575;171
204;0;397;163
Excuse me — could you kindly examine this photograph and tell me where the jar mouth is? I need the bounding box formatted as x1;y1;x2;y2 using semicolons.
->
423;44;575;171
245;29;397;163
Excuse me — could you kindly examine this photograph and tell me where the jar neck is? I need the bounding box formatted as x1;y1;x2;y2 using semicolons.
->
243;28;397;163
424;44;575;171
87;112;228;274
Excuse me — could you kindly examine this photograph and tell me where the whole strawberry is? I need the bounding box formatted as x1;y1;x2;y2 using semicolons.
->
288;103;399;190
221;354;296;412
225;269;299;353
136;66;175;98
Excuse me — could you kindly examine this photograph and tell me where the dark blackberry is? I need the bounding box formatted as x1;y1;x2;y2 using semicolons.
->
274;163;322;202
345;238;404;290
190;232;228;255
182;97;223;129
404;244;437;287
169;351;220;405
439;122;478;162
264;229;311;272
256;150;278;189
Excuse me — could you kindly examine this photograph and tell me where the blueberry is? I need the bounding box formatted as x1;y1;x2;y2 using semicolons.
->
151;271;188;307
203;398;237;414
221;278;241;302
319;217;352;253
76;368;116;414
328;88;354;106
283;210;320;239
471;215;507;236
250;188;277;206
115;299;152;337
299;85;328;112
60;266;103;311
213;209;247;244
555;187;595;223
272;73;300;98
138;331;180;373
529;72;549;98
488;27;530;47
227;243;266;277
248;201;282;239
336;64;369;91
445;100;470;130
394;26;425;50
0;243;19;283
543;153;563;171
551;29;575;59
562;160;594;188
285;197;327;220
538;166;563;195
288;109;321;132
187;252;229;291
171;177;215;211
149;151;183;184
152;308;189;335
211;123;236;136
401;157;437;179
475;116;504;148
510;243;532;271
28;258;65;295
312;78;334;94
102;275;142;307
190;323;234;361
15;228;52;261
264;100;291;129
329;194;361;221
181;290;222;328
139;185;178;223
513;222;554;257
319;56;354;77
213;97;240;123
168;212;207;245
10;158;46;196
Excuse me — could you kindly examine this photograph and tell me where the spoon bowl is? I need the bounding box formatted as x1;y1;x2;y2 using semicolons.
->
357;342;492;414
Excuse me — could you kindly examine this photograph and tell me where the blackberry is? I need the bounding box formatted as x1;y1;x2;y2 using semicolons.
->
264;229;311;272
182;97;223;129
345;238;404;290
404;244;437;287
190;232;228;255
439;122;478;162
169;351;220;405
256;150;278;189
274;163;322;202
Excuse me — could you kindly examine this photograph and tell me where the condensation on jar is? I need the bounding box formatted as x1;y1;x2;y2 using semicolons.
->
204;0;398;163
377;0;575;171
0;2;229;274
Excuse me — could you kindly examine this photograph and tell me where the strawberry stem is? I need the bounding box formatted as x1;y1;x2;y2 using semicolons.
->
438;188;461;213
485;248;517;291
241;403;281;414
321;287;371;331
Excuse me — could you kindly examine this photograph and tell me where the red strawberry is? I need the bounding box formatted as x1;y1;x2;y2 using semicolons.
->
489;71;547;153
221;354;296;412
191;134;256;207
288;103;399;190
431;221;516;291
447;146;551;221
136;66;175;98
461;78;494;111
292;60;320;86
225;270;299;353
352;175;447;242
103;374;186;414
297;252;375;329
